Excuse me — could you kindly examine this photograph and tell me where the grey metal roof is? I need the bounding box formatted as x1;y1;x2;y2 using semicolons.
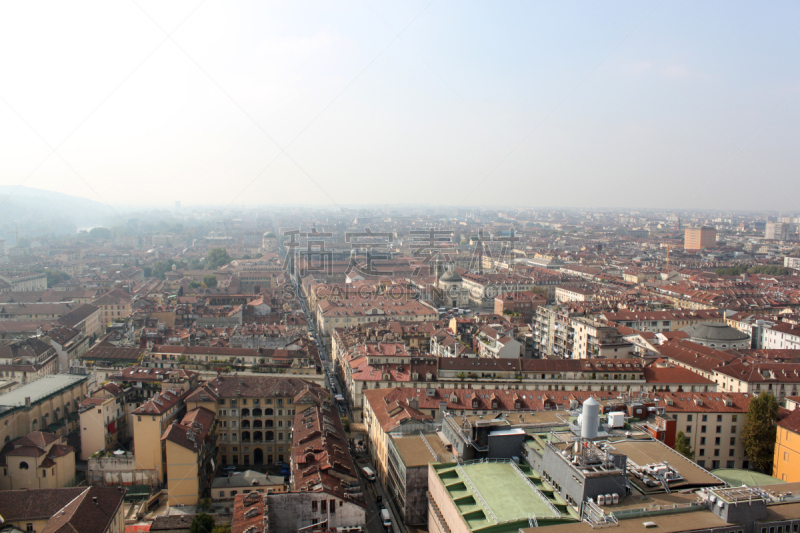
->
680;321;750;342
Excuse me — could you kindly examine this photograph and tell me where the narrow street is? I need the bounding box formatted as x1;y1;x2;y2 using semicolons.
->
291;269;400;533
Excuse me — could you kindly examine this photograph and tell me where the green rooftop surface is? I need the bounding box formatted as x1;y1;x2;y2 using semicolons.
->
434;460;572;533
711;469;786;487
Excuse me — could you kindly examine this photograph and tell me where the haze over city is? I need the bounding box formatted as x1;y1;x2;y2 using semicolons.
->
5;4;800;533
1;1;799;212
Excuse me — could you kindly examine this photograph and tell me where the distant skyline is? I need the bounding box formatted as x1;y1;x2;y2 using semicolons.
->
1;1;799;213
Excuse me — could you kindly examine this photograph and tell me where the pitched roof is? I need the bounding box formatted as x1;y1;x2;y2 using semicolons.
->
162;407;216;451
0;487;125;532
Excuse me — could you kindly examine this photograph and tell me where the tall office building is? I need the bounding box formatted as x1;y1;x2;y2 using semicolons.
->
766;222;791;241
684;226;716;251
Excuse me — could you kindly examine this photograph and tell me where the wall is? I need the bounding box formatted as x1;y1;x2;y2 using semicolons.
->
265;492;366;533
165;440;199;506
133;414;165;483
774;427;800;482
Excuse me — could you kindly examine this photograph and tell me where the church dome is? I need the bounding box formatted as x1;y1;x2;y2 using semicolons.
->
439;269;462;283
263;231;276;238
679;321;750;348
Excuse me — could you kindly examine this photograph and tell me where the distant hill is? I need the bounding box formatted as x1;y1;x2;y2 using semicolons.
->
0;185;110;243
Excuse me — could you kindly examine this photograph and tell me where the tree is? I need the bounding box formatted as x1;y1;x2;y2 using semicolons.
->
189;281;202;289
212;527;231;533
88;227;112;241
742;391;780;473
45;270;71;287
674;431;694;460
190;514;215;533
143;266;153;278
203;275;218;288
205;248;231;269
177;286;184;297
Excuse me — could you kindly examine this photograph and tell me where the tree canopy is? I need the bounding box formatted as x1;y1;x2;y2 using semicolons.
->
190;514;215;533
742;391;780;473
716;264;790;276
205;248;231;269
45;270;71;287
88;227;112;241
674;431;694;460
203;275;218;288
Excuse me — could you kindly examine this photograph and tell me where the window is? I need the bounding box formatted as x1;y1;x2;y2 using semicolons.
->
717;415;723;422
687;415;693;422
727;460;735;468
699;449;705;456
312;501;318;513
786;452;790;461
19;461;29;469
730;437;736;446
701;437;706;445
219;491;225;497
715;437;721;445
714;449;720;456
732;426;737;433
716;426;722;434
685;426;691;433
702;415;708;422
330;499;336;513
26;525;33;532
701;426;707;433
321;500;327;512
730;449;735;456
732;415;737;422
698;460;705;467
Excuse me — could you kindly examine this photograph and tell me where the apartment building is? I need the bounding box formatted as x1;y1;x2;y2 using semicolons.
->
460;272;536;307
317;296;438;342
660;391;754;470
684;226;717;250
79;385;134;460
57;303;102;338
132;388;190;483
92;289;132;325
773;408;800;482
184;375;327;467
0;372;89;445
0;336;59;386
599;309;724;333
762;322;800;350
555;285;597;303
714;361;800;398
162;406;217;506
570;317;633;359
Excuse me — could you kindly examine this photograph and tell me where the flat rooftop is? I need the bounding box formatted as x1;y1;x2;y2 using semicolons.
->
0;373;87;413
433;460;572;532
611;440;724;489
525;508;728;533
391;432;452;467
462;410;567;427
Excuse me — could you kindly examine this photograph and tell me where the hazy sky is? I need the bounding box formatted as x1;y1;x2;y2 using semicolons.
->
1;1;799;212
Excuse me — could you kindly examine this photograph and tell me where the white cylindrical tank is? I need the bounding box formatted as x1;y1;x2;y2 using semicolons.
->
597;495;605;505
581;397;600;439
612;493;619;504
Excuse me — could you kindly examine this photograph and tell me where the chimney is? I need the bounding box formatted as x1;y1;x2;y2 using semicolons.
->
92;497;98;505
25;397;31;408
407;397;419;411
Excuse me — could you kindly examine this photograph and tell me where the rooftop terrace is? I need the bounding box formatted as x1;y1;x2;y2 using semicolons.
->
432;459;578;532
